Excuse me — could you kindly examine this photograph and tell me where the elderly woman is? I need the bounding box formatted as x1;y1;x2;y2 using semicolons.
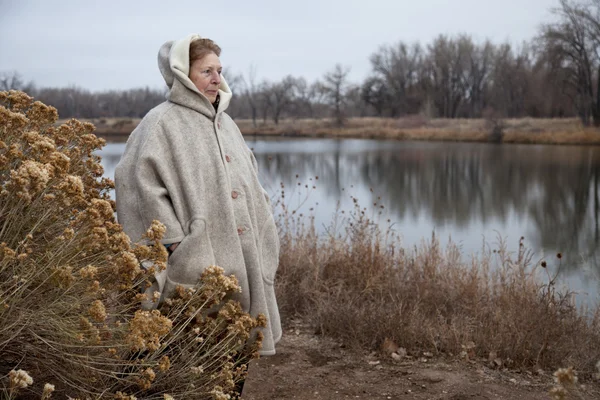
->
114;34;281;359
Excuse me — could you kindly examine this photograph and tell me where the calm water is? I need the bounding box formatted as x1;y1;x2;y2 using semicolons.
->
98;138;600;303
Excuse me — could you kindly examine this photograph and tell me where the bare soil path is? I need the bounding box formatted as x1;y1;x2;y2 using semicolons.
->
242;322;599;400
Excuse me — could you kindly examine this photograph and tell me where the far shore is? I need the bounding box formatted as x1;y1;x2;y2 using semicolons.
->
71;116;600;145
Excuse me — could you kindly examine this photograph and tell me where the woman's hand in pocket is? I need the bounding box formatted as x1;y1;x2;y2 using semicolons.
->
167;242;180;254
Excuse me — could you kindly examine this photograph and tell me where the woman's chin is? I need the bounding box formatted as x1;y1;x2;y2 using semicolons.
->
201;91;217;103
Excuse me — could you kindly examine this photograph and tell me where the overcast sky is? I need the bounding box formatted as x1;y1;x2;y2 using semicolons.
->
0;0;559;92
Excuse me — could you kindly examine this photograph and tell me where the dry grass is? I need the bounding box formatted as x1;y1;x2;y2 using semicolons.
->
1;91;263;399
273;189;600;381
83;115;600;145
239;116;600;144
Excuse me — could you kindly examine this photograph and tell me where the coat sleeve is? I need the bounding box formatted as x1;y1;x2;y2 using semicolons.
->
115;125;186;247
133;136;186;245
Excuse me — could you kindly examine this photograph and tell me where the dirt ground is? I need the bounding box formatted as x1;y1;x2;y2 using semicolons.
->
242;322;600;400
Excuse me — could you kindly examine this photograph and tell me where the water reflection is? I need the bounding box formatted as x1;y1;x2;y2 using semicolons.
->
99;138;600;300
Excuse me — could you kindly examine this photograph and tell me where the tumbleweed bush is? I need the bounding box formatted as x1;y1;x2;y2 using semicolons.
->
0;91;262;399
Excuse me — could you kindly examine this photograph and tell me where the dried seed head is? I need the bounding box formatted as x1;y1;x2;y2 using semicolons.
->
41;383;55;400
89;300;107;322
79;265;98;279
209;387;231;400
9;369;33;390
126;310;172;352
158;355;171;372
553;366;577;386
549;386;567;400
191;366;204;375
135;368;156;390
144;220;166;241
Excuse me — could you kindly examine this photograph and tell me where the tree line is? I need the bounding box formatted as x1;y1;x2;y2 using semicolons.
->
3;0;600;126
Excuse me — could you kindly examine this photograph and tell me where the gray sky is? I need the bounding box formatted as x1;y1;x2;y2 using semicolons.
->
0;0;559;91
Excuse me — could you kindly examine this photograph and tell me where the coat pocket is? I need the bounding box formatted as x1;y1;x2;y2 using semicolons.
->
166;216;216;286
258;215;280;285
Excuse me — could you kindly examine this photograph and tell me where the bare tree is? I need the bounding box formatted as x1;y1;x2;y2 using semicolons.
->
461;39;494;117
241;65;260;127
321;64;351;126
487;43;535;118
368;42;423;116
0;71;24;91
265;76;297;125
577;0;600;124
344;84;367;117
309;80;328;118
292;77;315;118
361;76;390;116
425;35;472;118
538;0;599;125
258;81;272;124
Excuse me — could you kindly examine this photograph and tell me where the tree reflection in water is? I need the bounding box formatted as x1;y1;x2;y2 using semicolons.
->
248;138;600;300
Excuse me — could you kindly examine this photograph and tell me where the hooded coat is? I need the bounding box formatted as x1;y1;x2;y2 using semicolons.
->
114;34;281;355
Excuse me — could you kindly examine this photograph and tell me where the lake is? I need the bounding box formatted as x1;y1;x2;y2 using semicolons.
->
98;138;600;304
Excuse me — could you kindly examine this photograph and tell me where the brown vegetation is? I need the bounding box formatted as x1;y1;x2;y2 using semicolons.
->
239;116;600;144
0;91;262;399
84;115;600;145
273;189;600;384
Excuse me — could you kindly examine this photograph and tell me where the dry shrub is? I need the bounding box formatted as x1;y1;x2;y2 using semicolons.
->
275;196;600;378
0;91;263;399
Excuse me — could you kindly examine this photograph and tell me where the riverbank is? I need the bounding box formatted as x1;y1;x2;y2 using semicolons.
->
267;195;600;396
82;116;600;145
242;320;600;399
238;116;600;145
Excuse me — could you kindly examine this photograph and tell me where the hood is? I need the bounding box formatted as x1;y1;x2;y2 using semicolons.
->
157;33;232;116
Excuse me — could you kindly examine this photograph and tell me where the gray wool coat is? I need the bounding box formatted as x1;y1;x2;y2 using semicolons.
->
114;34;281;355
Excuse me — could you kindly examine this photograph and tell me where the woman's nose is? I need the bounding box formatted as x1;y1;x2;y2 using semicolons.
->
212;72;221;84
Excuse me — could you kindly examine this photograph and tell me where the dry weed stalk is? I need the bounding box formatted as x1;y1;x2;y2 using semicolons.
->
0;91;263;399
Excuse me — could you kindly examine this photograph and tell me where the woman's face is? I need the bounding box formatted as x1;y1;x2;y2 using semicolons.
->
189;52;222;103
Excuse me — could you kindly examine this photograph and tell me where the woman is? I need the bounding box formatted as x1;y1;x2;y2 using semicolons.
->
114;34;281;358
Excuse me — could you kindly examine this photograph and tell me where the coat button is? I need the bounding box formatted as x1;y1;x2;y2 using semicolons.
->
225;155;231;162
237;227;243;235
231;191;238;199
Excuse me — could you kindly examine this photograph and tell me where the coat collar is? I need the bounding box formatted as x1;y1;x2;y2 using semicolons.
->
167;78;231;119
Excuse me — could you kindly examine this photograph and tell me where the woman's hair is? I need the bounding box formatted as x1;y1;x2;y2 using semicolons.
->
189;38;221;67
